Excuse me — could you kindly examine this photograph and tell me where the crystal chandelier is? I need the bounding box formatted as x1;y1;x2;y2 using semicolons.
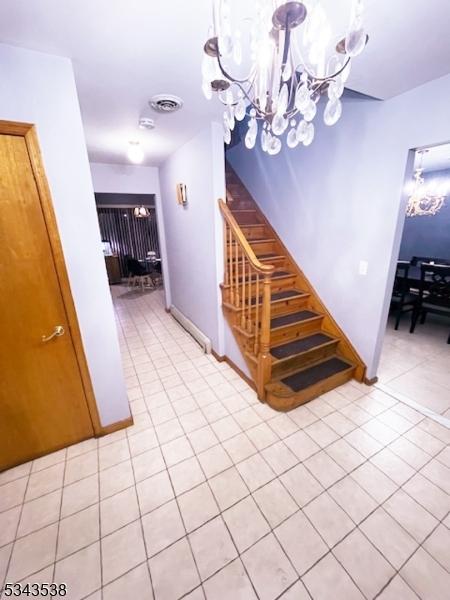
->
202;0;368;154
406;150;447;217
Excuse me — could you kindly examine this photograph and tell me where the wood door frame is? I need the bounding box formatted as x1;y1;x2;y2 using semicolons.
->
0;120;104;435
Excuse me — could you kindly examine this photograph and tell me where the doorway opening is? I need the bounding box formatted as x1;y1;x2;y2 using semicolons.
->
95;193;164;293
378;142;450;421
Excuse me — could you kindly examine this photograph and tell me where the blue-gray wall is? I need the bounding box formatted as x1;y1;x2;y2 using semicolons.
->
227;73;450;379
399;168;450;260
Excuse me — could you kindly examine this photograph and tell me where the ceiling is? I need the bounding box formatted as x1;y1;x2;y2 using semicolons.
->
1;0;450;166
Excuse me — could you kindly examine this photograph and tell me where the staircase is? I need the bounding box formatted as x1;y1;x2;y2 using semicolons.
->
219;163;367;411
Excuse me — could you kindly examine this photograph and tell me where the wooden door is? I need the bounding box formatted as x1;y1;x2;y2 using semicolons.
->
0;130;94;471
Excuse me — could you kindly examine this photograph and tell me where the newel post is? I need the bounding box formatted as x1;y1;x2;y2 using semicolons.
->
256;272;272;401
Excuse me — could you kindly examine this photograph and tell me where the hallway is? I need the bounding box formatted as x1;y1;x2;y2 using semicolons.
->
1;287;449;600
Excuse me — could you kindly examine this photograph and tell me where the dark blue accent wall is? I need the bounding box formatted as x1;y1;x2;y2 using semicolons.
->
399;168;450;260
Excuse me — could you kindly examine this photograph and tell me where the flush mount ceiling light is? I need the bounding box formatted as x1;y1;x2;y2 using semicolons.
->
149;94;184;114
406;150;447;217
202;0;368;154
138;117;156;130
133;205;151;218
127;141;144;164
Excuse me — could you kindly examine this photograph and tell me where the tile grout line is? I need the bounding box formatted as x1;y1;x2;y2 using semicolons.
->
0;395;445;554
2;289;449;599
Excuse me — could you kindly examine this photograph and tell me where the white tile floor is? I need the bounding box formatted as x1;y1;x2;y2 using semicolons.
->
0;287;449;600
379;314;450;417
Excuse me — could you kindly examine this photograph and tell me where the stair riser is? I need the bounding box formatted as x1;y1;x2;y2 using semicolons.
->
249;240;277;254
227;256;287;269
243;295;310;317
230;203;255;212
228;241;277;255
261;257;288;269
271;317;324;346
272;341;339;379
233;212;262;225
240;276;297;296
221;290;309;316
240;225;267;239
270;296;310;316
230;191;253;197
228;182;249;189
266;367;355;411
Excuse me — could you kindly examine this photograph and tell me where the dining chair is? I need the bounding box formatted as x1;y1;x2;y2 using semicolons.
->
391;261;417;330
126;256;153;291
410;263;450;343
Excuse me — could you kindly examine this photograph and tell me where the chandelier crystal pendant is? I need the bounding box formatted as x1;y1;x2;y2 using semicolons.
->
202;0;368;155
406;150;447;217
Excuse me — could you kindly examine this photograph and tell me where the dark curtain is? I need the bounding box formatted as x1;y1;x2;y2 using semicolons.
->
97;207;160;276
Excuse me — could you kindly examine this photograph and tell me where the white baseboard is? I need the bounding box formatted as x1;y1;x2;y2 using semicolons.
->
169;305;212;354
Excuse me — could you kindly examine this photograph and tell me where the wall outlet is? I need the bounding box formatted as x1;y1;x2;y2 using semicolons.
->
359;260;369;276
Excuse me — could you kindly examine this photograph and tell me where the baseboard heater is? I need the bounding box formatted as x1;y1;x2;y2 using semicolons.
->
169;305;212;354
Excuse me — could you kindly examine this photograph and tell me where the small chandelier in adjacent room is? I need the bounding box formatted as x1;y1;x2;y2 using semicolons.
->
406;150;447;217
202;0;368;154
133;206;151;218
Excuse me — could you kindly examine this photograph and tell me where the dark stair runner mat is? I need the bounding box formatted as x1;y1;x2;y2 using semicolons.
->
282;357;351;392
249;289;305;306
271;333;334;359
271;310;318;329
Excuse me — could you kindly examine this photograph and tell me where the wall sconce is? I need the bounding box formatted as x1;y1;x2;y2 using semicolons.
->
176;183;188;206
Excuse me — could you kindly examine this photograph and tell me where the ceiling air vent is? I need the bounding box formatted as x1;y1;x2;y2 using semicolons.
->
149;94;183;114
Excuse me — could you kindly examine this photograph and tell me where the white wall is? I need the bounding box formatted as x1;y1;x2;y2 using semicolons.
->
90;162;160;195
228;74;450;379
158;123;228;354
0;43;129;426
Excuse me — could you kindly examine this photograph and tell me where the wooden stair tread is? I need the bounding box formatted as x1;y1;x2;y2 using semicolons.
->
230;238;275;244
271;310;320;329
259;255;286;262
281;357;354;393
271;333;335;360
271;289;308;301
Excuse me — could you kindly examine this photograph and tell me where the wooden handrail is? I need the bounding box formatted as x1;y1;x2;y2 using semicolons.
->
218;199;275;275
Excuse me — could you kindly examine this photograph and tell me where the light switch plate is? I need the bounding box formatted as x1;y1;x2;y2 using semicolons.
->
359;260;369;276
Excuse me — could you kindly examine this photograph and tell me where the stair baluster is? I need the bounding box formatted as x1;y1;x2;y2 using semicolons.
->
241;256;246;330
234;234;240;308
248;272;254;335
227;224;234;306
257;273;273;398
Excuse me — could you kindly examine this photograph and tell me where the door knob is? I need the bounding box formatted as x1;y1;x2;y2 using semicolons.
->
42;325;65;343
